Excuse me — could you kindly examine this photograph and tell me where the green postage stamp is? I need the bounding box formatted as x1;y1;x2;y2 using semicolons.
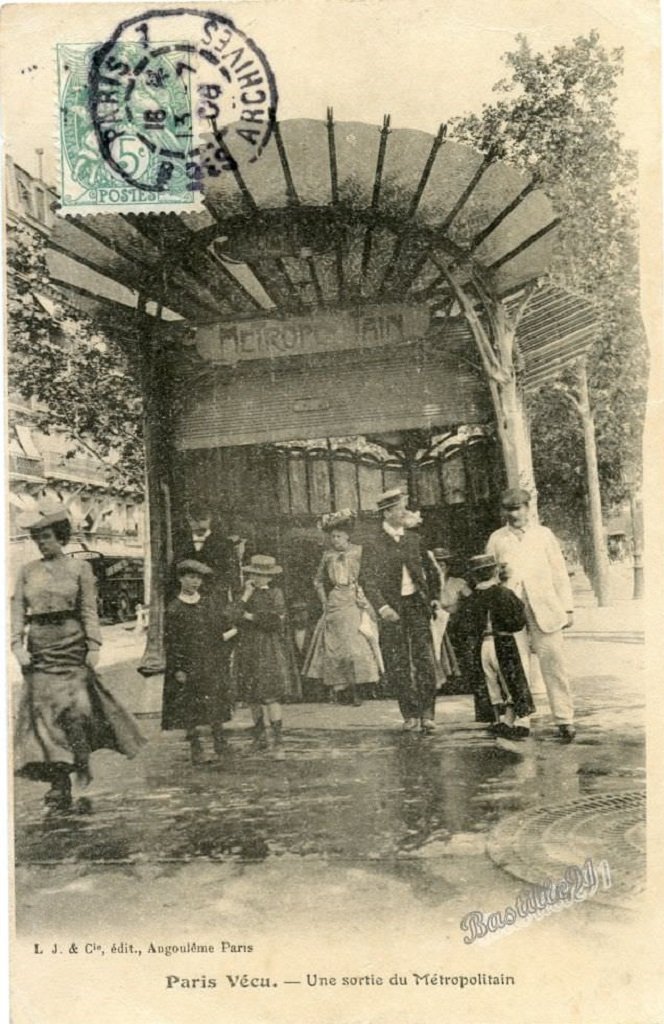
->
57;42;196;212
56;11;276;214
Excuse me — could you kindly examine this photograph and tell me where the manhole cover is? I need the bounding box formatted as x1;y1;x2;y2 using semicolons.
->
487;790;645;908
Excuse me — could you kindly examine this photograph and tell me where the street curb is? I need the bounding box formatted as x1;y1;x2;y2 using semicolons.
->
567;631;644;643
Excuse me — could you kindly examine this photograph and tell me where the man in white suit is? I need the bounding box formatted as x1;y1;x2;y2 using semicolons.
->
486;488;576;742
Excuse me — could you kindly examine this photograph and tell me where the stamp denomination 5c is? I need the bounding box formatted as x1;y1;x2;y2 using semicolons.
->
57;8;277;215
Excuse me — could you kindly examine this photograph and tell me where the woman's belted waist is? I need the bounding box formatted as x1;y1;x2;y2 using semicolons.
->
482;630;514;638
27;610;80;625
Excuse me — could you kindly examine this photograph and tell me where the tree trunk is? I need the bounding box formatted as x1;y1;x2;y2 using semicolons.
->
488;374;537;497
442;273;538;514
578;512;595;585
629;488;644;599
577;363;611;606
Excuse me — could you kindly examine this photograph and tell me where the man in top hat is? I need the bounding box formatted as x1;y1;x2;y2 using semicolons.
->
486;487;576;742
360;488;439;732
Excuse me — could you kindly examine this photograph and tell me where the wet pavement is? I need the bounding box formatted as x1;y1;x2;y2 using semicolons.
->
12;574;656;1024
13;635;645;933
14;717;641;868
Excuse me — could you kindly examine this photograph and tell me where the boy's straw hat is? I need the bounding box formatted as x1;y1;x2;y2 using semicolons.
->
244;554;283;576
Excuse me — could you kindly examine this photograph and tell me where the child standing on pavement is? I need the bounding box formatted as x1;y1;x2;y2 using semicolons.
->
162;559;237;764
234;555;295;760
458;554;535;740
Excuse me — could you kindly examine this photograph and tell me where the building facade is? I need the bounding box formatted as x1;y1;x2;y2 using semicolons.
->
5;156;145;590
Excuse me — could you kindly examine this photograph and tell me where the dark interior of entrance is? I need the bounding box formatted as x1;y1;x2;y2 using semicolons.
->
173;427;503;604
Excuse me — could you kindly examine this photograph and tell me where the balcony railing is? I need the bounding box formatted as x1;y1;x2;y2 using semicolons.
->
9;453;44;478
42;451;108;484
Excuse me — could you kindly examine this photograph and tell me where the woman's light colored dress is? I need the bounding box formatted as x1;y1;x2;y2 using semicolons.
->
303;545;382;691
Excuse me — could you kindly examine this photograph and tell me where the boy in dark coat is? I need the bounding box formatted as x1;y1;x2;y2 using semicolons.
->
162;559;237;764
458;554;535;740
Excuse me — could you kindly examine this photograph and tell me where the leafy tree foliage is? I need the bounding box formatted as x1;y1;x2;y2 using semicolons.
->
6;221;145;490
450;32;648;541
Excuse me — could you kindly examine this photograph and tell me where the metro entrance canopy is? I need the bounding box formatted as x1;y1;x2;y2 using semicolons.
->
47;116;596;368
43;115;599;667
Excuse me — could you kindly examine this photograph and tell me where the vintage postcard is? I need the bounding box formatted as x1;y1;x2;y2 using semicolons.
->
1;0;662;1021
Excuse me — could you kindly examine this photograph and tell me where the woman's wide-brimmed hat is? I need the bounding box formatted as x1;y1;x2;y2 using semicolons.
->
431;546;453;562
176;558;213;577
244;554;283;576
18;501;71;532
319;509;356;532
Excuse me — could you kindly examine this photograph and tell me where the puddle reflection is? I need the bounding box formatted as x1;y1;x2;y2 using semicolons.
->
14;726;641;867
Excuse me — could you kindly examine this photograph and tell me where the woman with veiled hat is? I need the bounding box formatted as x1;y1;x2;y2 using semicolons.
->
303;510;383;707
11;503;146;813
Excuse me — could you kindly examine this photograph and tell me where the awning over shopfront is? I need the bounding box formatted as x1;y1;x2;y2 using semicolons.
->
66;537;144;559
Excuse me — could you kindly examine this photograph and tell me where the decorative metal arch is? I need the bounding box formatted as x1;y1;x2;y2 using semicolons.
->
47;116;596;400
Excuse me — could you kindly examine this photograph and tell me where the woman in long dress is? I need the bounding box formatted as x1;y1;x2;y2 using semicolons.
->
303;511;382;706
11;503;146;812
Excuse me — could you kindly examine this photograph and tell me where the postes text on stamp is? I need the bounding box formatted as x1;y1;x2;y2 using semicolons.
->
57;8;277;214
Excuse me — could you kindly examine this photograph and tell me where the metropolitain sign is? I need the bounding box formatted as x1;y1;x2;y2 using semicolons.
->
194;305;431;364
